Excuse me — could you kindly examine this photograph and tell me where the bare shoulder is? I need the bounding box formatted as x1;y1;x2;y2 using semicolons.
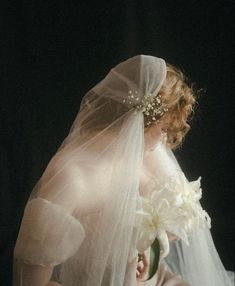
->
38;154;108;216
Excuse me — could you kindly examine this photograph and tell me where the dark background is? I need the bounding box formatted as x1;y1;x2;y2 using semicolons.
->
0;1;234;285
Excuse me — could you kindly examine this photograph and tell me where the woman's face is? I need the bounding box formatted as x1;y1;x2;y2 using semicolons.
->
144;118;170;151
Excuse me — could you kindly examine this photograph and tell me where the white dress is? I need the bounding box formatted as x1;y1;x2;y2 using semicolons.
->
14;168;190;286
14;147;233;286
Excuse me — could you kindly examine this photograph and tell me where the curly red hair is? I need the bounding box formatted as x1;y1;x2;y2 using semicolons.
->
155;63;198;149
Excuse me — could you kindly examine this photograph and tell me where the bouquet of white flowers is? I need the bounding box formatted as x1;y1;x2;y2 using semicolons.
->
136;172;211;259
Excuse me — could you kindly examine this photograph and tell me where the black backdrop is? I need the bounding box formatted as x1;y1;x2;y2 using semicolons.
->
1;1;234;285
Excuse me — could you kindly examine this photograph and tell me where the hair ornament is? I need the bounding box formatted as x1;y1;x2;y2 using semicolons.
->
123;90;168;126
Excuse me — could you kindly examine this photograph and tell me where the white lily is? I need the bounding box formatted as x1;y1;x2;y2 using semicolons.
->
136;172;211;258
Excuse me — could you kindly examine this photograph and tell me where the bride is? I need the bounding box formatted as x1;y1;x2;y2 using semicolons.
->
14;55;234;286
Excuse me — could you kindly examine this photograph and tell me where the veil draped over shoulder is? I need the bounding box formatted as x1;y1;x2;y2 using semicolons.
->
14;55;234;286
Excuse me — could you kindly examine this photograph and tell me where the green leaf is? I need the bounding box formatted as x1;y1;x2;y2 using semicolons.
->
147;239;160;280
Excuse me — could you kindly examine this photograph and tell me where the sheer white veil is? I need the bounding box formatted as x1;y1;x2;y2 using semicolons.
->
13;55;234;286
149;145;235;286
14;55;165;286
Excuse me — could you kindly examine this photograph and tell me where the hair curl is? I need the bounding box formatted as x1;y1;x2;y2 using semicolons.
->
155;63;198;149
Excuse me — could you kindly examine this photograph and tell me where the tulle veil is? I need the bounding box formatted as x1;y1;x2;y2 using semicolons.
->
13;55;234;286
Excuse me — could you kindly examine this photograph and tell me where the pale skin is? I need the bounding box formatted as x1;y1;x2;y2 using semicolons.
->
16;119;177;286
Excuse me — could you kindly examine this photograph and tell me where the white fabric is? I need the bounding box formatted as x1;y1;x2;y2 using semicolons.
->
14;198;85;266
13;55;234;286
165;228;235;286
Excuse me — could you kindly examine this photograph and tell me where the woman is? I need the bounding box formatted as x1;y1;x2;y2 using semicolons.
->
14;55;234;286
